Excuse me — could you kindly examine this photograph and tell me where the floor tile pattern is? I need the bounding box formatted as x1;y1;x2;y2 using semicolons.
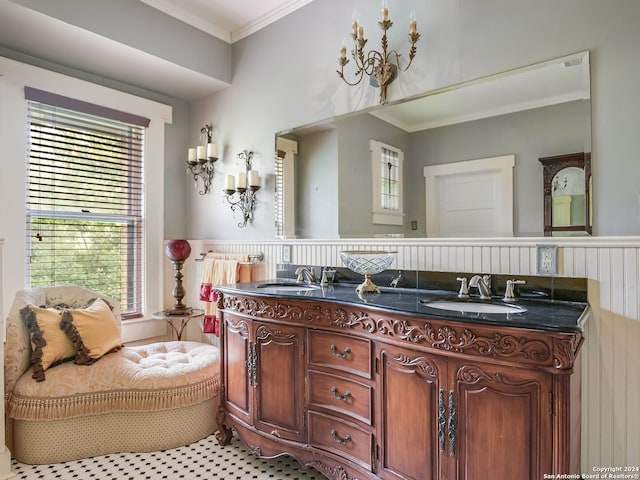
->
11;434;327;480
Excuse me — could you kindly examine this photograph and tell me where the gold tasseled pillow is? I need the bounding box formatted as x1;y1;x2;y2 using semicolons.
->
60;297;123;365
20;304;77;382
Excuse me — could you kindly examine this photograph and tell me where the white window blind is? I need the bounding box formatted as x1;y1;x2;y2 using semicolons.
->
274;150;284;238
25;88;148;319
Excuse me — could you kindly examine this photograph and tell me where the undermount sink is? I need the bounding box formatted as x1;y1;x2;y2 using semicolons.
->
256;282;321;292
422;299;526;314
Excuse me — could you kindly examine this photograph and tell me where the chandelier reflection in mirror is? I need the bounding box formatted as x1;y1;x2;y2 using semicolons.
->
187;124;218;195
337;1;420;104
223;150;261;228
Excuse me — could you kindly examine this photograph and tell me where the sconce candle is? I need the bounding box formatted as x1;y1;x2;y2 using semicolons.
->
248;170;260;187
224;174;235;191
188;148;197;165
187;124;217;195
207;142;217;159
223;150;260;228
237;172;247;190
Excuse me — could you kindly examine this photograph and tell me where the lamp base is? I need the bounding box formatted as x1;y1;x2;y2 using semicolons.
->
165;304;193;316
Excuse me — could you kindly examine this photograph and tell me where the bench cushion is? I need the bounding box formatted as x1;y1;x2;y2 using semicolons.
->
7;341;219;421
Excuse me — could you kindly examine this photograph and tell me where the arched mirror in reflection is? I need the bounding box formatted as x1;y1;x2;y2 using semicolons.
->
539;152;592;236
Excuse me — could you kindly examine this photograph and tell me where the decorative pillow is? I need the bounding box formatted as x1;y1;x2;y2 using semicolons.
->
20;304;77;382
60;297;123;365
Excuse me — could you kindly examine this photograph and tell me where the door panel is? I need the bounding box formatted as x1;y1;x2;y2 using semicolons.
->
223;316;251;423
378;345;443;480
452;363;552;480
254;323;305;442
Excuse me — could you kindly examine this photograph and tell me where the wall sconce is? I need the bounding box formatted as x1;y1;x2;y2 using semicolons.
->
223;150;260;228
337;2;420;104
187;124;218;195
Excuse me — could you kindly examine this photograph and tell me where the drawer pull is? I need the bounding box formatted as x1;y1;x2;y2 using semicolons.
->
330;428;352;446
330;344;351;359
331;386;352;402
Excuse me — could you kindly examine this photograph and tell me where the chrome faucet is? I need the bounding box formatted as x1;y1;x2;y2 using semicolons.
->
390;271;404;288
503;279;526;301
295;266;316;284
469;275;492;299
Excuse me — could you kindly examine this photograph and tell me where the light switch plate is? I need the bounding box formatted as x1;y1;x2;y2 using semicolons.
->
537;244;559;275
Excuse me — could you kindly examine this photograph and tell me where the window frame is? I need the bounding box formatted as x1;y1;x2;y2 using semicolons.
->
370;139;404;226
24;88;149;320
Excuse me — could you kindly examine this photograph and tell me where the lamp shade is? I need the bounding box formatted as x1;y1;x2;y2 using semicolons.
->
165;239;191;262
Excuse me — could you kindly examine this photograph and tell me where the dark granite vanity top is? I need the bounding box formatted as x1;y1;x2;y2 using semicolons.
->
215;280;589;334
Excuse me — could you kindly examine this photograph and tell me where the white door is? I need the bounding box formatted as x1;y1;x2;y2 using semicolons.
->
424;155;515;237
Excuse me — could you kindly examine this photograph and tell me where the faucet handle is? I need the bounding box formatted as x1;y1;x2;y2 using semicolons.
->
503;279;526;301
456;277;469;298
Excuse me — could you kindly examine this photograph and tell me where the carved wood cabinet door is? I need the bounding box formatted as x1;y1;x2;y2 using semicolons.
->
446;361;553;480
223;314;252;426
377;344;445;480
253;322;306;443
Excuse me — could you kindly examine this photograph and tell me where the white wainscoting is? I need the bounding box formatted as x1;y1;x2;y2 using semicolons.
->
178;237;640;470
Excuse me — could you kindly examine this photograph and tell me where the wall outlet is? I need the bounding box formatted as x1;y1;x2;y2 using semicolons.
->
537;244;559;275
411;220;418;230
282;245;291;263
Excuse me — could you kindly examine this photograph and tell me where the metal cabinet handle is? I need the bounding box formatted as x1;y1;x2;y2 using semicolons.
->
448;390;456;456
331;386;352;402
245;343;253;387
330;429;352;446
438;389;446;454
330;344;351;359
246;342;258;388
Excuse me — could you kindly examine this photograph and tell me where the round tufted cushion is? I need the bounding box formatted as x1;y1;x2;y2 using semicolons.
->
8;341;220;421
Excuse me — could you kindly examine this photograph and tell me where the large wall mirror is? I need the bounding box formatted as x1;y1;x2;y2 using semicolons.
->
275;51;591;239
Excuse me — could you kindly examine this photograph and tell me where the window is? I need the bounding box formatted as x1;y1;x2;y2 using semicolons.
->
25;88;149;318
370;140;404;225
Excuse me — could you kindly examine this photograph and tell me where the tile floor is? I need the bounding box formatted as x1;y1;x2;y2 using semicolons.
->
11;434;327;480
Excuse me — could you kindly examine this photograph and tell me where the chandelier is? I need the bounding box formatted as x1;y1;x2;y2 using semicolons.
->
337;3;420;104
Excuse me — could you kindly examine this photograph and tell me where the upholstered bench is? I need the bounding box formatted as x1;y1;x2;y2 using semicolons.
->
4;286;220;464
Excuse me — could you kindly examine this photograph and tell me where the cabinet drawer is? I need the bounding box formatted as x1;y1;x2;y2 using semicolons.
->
308;411;373;471
308;331;371;378
309;370;373;425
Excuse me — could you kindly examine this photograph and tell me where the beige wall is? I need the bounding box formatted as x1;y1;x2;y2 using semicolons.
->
175;237;640;471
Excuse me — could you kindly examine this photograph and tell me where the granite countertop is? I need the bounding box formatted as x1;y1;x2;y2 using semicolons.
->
215;280;589;334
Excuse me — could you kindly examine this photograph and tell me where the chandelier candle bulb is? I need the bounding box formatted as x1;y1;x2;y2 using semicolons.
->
206;142;217;159
340;45;347;60
410;10;417;33
196;145;206;160
248;170;260;187
357;26;364;40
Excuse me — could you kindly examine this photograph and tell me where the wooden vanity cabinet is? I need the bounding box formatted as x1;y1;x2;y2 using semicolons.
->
216;292;584;480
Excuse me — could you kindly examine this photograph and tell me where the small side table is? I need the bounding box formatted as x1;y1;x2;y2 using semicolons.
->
152;309;204;341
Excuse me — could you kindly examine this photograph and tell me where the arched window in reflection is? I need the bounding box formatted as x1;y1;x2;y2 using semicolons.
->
539;152;592;236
